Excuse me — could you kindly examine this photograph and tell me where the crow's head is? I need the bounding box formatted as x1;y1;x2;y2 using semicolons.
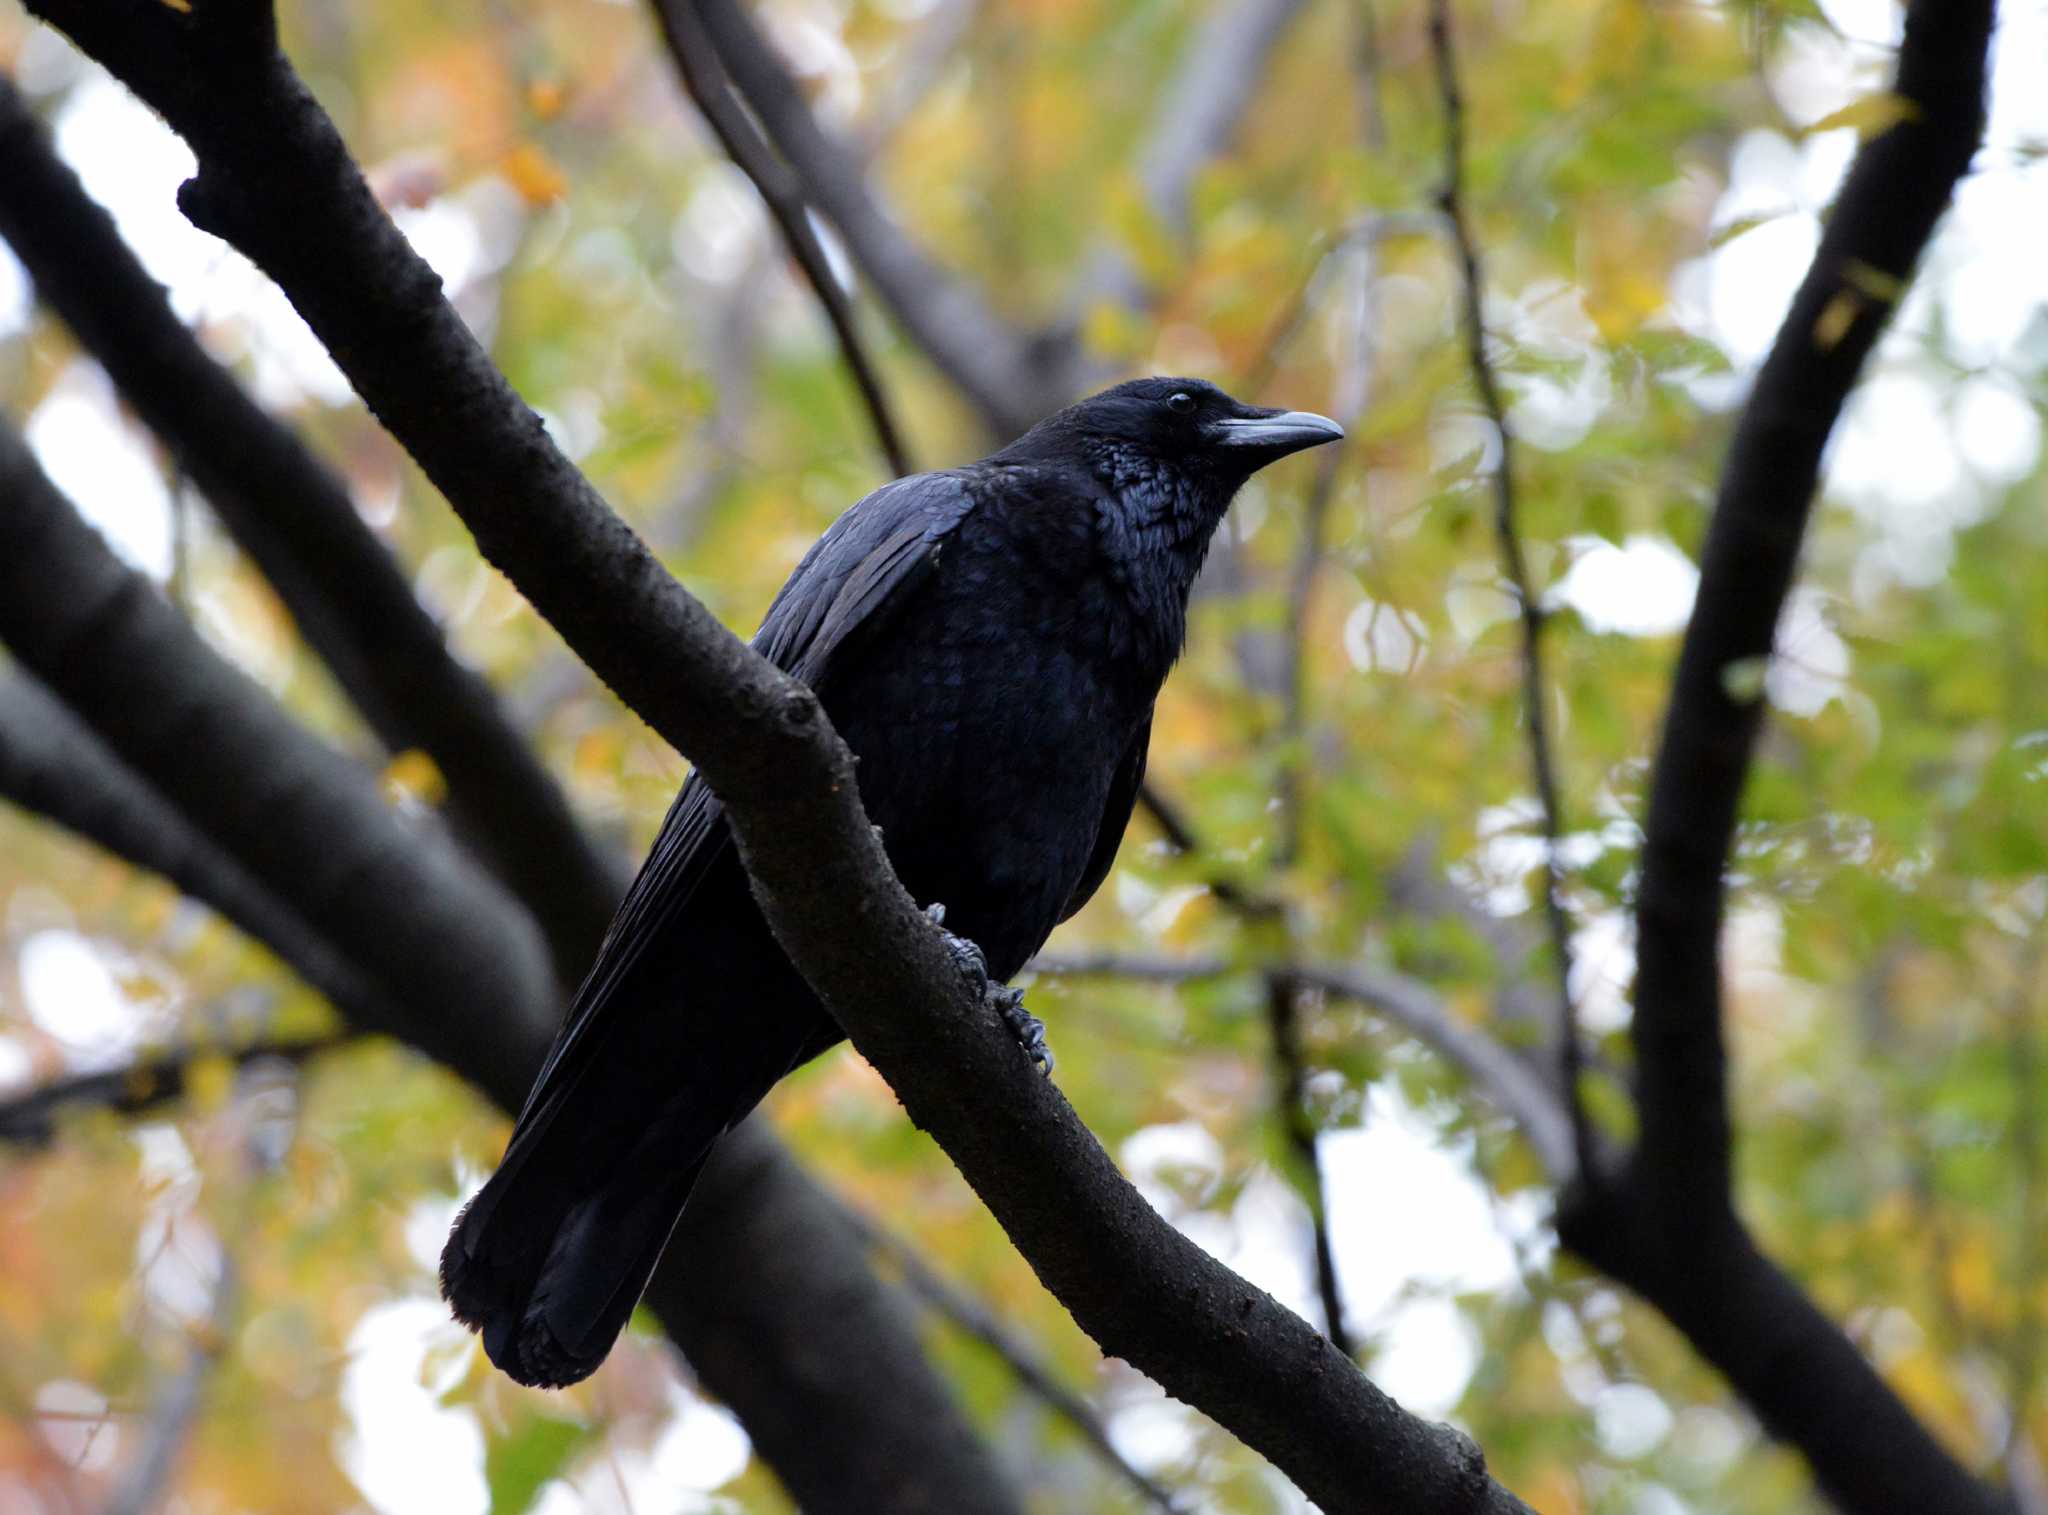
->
1003;376;1342;528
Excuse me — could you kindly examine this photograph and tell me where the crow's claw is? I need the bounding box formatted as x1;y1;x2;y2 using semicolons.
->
993;986;1056;1076
928;904;1055;1075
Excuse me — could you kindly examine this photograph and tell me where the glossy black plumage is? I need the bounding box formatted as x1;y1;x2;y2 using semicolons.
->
440;377;1341;1387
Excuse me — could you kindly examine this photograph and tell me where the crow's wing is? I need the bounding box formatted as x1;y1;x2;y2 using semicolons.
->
513;471;979;1126
1059;714;1150;924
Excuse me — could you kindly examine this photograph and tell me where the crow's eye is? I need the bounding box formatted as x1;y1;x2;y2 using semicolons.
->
1166;392;1196;415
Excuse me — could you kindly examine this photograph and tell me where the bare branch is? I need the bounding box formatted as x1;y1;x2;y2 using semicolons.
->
1133;781;1285;920
1554;3;2010;1511
101;1255;236;1515
1032;952;1575;1182
18;5;1532;1503
1265;972;1353;1355
652;0;914;477
844;1208;1189;1515
694;0;1079;437
0;1033;348;1148
1427;0;1590;1170
0;74;624;985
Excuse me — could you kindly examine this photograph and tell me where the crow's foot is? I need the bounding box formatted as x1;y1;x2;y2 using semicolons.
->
926;904;1056;1075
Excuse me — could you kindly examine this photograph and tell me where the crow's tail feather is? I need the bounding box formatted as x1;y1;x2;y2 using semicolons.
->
439;1017;812;1388
439;1110;716;1388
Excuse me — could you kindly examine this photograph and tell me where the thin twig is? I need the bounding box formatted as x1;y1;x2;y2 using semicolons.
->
843;1209;1188;1514
1133;781;1284;919
1032;951;1575;1183
1265;972;1353;1355
0;1034;349;1148
1427;0;1590;1173
653;0;913;477
100;1259;235;1515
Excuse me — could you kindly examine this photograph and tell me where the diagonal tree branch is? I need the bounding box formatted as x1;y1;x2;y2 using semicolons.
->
19;4;1532;1505
1427;0;1589;1172
0;671;399;1037
1552;3;2010;1512
843;1207;1188;1515
0;417;559;1092
0;73;624;987
650;0;913;477
694;0;1079;437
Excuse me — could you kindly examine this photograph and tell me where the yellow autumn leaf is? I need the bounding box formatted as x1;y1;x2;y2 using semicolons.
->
1814;290;1862;351
381;747;448;808
502;142;568;208
184;1051;236;1114
1805;90;1923;141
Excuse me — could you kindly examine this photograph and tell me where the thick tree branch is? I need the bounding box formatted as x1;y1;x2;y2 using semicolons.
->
0;672;397;1035
650;1;914;477
0;420;559;1091
1554;4;2010;1512
21;5;1532;1504
694;0;1079;437
1427;0;1589;1170
652;1119;1029;1515
0;75;623;986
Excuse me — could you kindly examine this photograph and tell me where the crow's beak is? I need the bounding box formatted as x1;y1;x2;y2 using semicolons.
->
1210;409;1345;460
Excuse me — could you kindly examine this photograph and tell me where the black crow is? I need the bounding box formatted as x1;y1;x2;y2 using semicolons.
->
441;376;1341;1387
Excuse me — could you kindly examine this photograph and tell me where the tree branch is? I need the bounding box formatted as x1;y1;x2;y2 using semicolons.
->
650;0;914;477
0;74;624;986
0;1032;348;1148
0;418;561;1095
693;0;1079;437
19;4;1531;1504
1265;972;1353;1355
843;1207;1188;1515
1427;0;1589;1170
1553;4;2011;1511
101;1254;236;1515
1035;951;1575;1183
0;671;400;1036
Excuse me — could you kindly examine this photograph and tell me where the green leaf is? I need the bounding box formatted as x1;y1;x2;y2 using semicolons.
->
487;1415;594;1515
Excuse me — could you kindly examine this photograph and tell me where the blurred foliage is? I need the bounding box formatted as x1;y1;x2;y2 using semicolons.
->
0;0;2044;1510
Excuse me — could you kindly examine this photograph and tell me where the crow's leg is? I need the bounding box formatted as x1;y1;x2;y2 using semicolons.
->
925;904;1056;1075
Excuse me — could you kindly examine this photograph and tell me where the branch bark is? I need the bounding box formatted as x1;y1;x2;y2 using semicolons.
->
1552;4;2011;1512
0;74;623;986
19;3;1531;1505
